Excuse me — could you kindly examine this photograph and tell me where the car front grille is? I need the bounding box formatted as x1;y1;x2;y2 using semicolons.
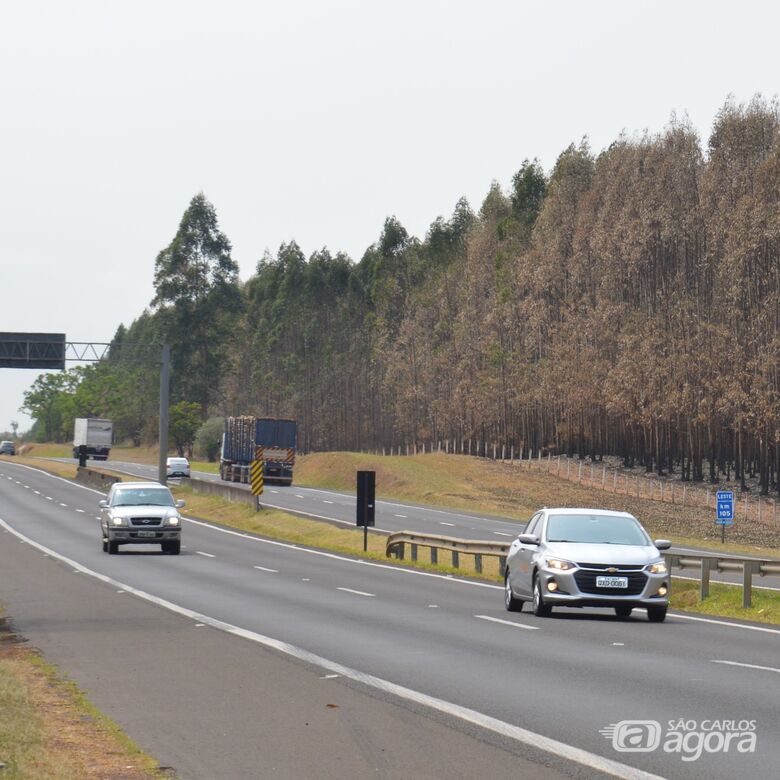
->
129;517;163;526
575;562;645;571
574;570;648;596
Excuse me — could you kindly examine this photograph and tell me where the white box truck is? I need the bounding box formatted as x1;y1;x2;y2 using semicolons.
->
73;418;113;461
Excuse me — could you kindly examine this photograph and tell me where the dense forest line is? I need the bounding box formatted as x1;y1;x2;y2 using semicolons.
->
23;97;780;495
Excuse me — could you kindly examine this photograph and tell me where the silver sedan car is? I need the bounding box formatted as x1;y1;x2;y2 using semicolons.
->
504;508;671;622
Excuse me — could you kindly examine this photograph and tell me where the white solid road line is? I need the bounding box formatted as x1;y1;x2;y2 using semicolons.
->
0;516;664;780
711;659;780;674
195;551;216;558
253;565;278;573
337;587;375;597
670;613;780;635
474;615;540;631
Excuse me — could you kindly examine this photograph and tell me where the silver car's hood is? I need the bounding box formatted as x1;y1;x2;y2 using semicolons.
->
109;505;179;520
544;542;663;566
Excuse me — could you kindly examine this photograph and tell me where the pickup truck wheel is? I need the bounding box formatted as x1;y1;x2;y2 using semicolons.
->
168;541;181;555
108;541;119;555
102;539;108;553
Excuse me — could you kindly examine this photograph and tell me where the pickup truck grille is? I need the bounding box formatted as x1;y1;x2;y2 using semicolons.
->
129;517;163;526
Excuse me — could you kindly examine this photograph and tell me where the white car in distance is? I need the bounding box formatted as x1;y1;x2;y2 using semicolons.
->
166;457;191;478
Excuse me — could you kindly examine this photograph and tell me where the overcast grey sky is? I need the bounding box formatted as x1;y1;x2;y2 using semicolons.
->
1;0;778;433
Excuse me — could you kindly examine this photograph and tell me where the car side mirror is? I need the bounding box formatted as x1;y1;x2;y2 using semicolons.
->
518;533;540;545
654;539;671;550
98;500;107;508
176;499;185;508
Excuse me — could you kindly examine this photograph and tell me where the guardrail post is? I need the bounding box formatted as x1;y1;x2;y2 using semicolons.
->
498;556;507;577
474;554;482;574
743;562;759;608
430;547;438;564
411;543;418;562
700;558;713;600
396;543;405;560
452;551;460;568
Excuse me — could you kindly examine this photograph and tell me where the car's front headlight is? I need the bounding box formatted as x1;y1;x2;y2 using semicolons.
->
545;557;576;571
167;516;180;526
647;561;667;574
111;516;125;526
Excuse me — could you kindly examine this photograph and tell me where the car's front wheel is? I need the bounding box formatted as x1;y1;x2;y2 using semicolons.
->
504;572;523;612
647;605;667;623
102;539;108;553
532;576;552;617
615;606;633;619
108;541;119;555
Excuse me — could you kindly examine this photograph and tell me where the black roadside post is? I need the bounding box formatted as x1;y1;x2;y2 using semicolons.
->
356;470;376;552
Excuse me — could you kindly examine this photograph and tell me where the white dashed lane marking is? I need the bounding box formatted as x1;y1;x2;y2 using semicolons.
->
195;551;216;558
474;615;540;631
253;565;278;573
337;587;375;597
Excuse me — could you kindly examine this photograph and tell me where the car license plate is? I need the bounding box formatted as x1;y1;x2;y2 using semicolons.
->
137;531;157;538
597;576;628;588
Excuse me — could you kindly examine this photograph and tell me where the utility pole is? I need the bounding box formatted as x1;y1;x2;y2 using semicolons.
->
157;344;171;485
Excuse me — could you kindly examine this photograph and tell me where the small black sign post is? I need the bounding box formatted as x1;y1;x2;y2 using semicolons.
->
78;444;88;468
356;470;376;552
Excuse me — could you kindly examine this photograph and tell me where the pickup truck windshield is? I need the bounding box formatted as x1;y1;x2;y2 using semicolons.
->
111;489;175;507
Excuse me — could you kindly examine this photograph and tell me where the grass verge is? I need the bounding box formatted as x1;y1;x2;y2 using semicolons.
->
0;611;165;779
670;579;780;624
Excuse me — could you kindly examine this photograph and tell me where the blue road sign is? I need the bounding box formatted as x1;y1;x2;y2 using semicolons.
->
716;490;734;523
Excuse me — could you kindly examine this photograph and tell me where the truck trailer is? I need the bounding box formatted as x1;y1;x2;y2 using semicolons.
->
220;417;297;485
72;418;113;461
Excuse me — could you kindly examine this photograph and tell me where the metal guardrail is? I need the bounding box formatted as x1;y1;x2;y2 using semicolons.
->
386;531;510;575
664;553;780;608
386;532;780;609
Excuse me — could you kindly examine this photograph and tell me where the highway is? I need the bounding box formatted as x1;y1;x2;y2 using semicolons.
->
1;459;779;779
61;457;780;592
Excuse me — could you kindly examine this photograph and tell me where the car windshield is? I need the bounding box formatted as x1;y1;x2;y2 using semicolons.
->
111;489;175;507
546;514;650;545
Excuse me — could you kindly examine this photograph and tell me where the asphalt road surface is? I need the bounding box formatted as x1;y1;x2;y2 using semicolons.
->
2;459;779;779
